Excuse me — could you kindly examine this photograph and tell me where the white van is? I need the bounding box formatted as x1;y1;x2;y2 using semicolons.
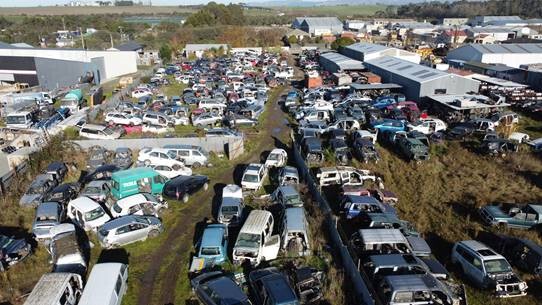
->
24;272;83;305
233;210;280;266
78;263;128;305
67;197;111;231
282;207;310;257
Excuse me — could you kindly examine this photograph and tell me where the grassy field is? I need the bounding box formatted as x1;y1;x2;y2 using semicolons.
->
0;6;198;16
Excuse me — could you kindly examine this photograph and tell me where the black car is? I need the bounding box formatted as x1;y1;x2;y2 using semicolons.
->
45;161;68;182
302;137;324;164
353;138;379;163
42;183;80;205
497;237;542;275
447;124;474;141
330;138;351;165
112;147;133;170
0;234;31;270
163;175;209;203
480;139;518;156
191;271;250;305
87;146;110;171
81;164;120;184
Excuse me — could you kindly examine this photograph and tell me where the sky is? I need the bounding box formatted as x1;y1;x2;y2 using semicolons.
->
0;0;245;6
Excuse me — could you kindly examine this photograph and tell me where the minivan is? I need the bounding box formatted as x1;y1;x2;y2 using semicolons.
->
67;197;111;231
110;167;168;200
164;144;209;167
79;124;122;140
78;263;128;305
24;273;83;305
282;207;310;257
32;202;65;242
49;223;87;275
217;184;245;226
233;210;280;266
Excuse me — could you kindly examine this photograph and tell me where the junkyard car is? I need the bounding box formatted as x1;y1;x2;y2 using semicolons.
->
248;267;299;305
407;118;447;134
396;136;429;161
218;184;244;227
278;166;299;186
191;271;251;305
241;163;267;191
0;234;31;270
282;207;310;257
451;240;527;297
265;148;288;168
80;180;110;203
32;202;65;242
341;195;395;219
195;224;228;266
288;266;324;305
163;144;209;167
316;166;376;187
20;174;58;207
330;138;352;165
138;148;185;168
105;112;143;126
81;164;119;184
149;164;192;179
192;112;223;127
272;185;303;208
112;147;133;170
45;161;68;182
479;203;542;229
480;139;518;156
302;137;324;164
162;175;209;203
495;237;542;275
49;223;87;275
97;215;163;248
87;146;110;171
353;138;379;163
111;193;168;218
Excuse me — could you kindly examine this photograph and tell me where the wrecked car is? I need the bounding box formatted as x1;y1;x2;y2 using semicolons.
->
479;203;542;229
353;138;380;163
265;148;288;168
0;234;31;270
329;138;352;165
341;195;395;220
316;166;376;187
495;237;542;276
303;137;324;165
288;266;324;305
480;139;518;156
277;166;299;186
282;207;310;257
112;147;133;170
396;136;429;161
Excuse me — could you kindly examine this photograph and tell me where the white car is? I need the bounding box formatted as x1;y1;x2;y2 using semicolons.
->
142;124;174;134
110;193;168;218
131;89;152;99
241;163;267;191
137;148;184;168
79;124;123;140
407;118;447;135
192;113;223;127
105;112;143;126
265;149;288;168
150;164;192;179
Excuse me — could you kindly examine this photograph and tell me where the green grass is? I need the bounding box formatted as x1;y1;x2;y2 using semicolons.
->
517;112;542;139
275;4;386;17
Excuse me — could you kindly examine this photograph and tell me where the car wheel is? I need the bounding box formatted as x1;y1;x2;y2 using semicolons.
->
182;193;189;203
203;182;209;191
148;229;160;238
192;162;201;168
144;159;151;166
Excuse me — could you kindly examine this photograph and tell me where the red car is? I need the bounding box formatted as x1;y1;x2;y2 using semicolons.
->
123;125;142;134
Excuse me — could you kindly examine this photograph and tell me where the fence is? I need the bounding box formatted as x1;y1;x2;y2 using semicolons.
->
73;136;244;159
290;131;374;305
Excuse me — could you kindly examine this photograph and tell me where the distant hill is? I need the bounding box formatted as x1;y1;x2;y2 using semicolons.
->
247;0;452;7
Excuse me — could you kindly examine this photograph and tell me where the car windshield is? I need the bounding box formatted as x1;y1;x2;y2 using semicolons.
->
112;203;122;214
6;115;27;124
84;186;101;194
200;247;220;256
243;174;259;183
167;151;177;159
285;194;301;204
268;153;280;160
85;207;105;221
27;184;43;194
222;206;238;214
236;233;260;248
484;259;512;273
98;228;109;237
103;127;115;135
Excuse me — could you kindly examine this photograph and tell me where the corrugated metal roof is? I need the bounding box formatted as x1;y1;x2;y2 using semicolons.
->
320;52;364;70
365;56;451;83
343;42;390;54
469;27;515;33
466;43;542;54
301;17;343;28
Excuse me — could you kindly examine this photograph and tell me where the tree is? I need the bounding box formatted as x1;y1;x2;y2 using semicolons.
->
159;44;172;63
217;26;246;47
331;37;355;51
288;35;298;45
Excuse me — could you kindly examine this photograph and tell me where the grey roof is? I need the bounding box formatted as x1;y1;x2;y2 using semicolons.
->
11;43;34;48
365;56;451;83
301;17;343;28
343;42;390;55
477;16;521;22
469;27;515;33
350;83;402;90
319;52;364;70
464;43;542;54
285;207;306;232
0;41;17;49
471;74;527;87
116;41;143;51
385;274;439;291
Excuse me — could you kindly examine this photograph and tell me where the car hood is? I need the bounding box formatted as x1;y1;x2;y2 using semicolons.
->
482;205;509;219
19;194;41;206
0;236;28;254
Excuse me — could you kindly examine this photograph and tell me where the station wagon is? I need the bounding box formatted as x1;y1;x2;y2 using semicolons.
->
196;224;228;266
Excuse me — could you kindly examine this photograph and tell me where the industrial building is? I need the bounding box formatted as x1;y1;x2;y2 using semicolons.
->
298;17;344;36
340;43;421;64
0;42;138;90
469;16;521;26
447;43;542;68
364;56;480;101
319;52;364;73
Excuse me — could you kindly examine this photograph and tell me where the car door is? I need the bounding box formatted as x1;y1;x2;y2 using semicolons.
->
115;225;132;245
129;222;149;242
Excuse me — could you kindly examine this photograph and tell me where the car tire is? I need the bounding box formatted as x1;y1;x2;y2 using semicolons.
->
203;182;209;191
148;229;160;238
192;162;201;168
182;193;189;203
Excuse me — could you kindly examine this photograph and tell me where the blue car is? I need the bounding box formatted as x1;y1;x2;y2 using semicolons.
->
196;224;228;266
249;267;299;305
371;119;407;133
372;96;397;109
341;195;396;219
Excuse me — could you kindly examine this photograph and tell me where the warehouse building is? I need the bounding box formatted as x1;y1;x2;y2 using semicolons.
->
319;52;364;73
341;42;421;64
298;17;344;36
447;43;542;68
364;56;480;101
0;42;137;90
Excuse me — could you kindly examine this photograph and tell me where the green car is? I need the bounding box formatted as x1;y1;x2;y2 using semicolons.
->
479;204;542;229
111;167;168;200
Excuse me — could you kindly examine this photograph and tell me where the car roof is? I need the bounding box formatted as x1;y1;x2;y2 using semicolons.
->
101;215;146;230
277;185;298;196
37;202;60;216
222;184;242;199
82;124;108;130
240;210;273;234
458;240;505;260
69;197;100;212
261;273;297;303
369;254;419;268
206;276;248;304
528;204;542;215
78;263;126;305
116;194;147;207
285;207;306;232
112;167;159;180
384;274;438;291
345;195;381;205
201;224;226;247
282;166;298;175
359;229;408;244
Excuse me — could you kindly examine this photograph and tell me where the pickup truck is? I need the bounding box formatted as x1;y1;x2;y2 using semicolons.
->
479;204;542;229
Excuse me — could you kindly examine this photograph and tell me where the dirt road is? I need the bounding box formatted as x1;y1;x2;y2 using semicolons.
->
136;86;292;305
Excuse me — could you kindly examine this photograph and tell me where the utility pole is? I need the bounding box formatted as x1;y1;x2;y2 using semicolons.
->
110;33;114;49
62;17;66;31
79;27;86;49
